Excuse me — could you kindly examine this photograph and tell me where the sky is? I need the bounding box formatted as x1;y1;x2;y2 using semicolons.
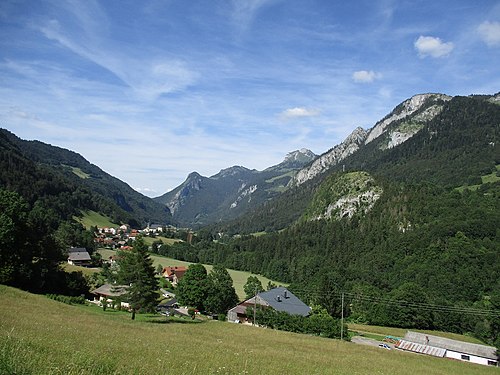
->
1;1;499;197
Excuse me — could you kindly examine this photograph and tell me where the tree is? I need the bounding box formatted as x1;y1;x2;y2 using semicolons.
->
205;265;239;315
243;275;264;299
116;236;158;319
176;263;209;311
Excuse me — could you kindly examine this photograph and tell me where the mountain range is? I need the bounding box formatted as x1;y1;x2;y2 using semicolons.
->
1;92;498;231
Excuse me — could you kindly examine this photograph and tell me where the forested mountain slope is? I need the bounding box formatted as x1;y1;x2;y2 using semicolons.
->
0;129;172;227
217;94;499;233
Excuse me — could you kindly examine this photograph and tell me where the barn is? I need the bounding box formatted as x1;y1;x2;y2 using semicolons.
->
396;331;498;367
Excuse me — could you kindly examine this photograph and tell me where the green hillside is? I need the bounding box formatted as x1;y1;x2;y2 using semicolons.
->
1;286;494;375
97;249;282;300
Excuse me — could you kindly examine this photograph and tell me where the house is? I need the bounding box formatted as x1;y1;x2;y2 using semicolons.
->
396;331;498;367
162;266;187;286
67;247;91;267
91;284;129;309
227;287;311;324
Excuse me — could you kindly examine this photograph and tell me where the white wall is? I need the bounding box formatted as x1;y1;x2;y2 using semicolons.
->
445;350;497;366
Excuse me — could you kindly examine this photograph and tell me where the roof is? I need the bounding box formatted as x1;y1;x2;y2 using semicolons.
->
68;250;91;261
396;340;446;357
254;287;311;317
91;284;128;297
402;331;498;360
68;247;87;253
162;266;187;277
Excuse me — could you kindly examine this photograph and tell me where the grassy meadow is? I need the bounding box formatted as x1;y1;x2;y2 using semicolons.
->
97;248;284;300
75;210;118;229
1;286;496;375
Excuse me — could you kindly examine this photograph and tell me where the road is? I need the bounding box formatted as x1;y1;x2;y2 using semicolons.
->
351;336;394;350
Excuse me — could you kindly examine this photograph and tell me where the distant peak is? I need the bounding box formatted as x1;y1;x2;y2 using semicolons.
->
284;148;316;162
211;166;251;179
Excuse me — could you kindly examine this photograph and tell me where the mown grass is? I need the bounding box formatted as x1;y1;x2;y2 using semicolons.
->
1;286;496;375
97;249;284;300
75;210;118;229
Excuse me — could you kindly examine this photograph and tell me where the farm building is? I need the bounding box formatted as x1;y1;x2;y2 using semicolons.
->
91;284;129;309
396;331;498;367
227;287;311;324
162;266;187;286
67;247;91;266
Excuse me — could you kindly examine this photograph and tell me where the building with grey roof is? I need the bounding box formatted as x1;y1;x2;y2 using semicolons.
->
67;247;91;266
396;331;498;367
227;287;311;323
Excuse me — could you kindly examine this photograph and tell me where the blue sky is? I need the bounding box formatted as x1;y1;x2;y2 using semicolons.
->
1;1;499;197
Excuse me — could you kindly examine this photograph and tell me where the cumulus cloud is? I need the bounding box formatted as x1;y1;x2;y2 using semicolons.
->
414;36;454;58
352;70;382;83
478;21;500;46
281;107;320;119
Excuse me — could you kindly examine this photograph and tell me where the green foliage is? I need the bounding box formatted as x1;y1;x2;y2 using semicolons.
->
243;275;264;299
46;294;85;305
176;263;209;311
116;237;159;317
254;305;344;339
205;265;239;315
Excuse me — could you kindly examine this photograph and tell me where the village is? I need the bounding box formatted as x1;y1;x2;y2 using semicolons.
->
65;225;499;368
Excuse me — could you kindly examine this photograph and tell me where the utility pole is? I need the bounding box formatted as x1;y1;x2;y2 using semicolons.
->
340;292;344;341
253;288;257;326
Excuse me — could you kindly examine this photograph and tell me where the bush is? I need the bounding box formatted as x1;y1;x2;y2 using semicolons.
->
46;294;85;305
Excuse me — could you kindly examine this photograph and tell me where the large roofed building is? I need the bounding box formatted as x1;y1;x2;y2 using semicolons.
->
227;287;311;324
396;331;498;367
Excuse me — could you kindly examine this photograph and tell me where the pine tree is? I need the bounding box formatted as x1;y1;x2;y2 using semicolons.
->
117;236;158;319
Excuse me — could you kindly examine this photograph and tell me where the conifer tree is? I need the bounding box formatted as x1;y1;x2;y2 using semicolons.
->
117;236;158;319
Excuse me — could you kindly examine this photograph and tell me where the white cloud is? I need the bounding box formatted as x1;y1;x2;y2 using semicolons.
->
478;21;500;47
414;36;454;58
352;70;382;83
281;107;320;119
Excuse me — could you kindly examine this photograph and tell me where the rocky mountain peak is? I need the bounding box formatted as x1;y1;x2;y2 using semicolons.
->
288;127;368;187
211;166;252;179
365;93;451;144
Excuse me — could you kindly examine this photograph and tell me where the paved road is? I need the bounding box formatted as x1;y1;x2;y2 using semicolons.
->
351;336;393;350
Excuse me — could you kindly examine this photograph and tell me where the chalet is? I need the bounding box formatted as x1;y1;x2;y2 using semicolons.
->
396;331;498;367
227;287;311;324
162;266;187;286
91;284;129;309
143;224;164;234
67;247;91;267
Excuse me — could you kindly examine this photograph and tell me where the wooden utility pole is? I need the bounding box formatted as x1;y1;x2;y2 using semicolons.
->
253;288;257;325
340;292;344;341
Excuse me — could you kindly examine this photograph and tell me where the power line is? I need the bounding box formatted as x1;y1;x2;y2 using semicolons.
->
287;287;500;317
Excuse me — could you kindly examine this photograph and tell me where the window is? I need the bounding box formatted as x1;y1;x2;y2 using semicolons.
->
460;355;470;361
487;360;497;366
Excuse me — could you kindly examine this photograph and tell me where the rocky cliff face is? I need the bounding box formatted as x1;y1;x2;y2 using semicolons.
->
288;127;368;187
365;93;451;145
304;171;382;221
290;93;452;187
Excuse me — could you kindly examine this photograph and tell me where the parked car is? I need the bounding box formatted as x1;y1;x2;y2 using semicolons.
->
378;343;391;350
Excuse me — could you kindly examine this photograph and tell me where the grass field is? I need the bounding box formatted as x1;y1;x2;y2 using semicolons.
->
97;248;284;300
1;286;496;375
75;210;118;229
